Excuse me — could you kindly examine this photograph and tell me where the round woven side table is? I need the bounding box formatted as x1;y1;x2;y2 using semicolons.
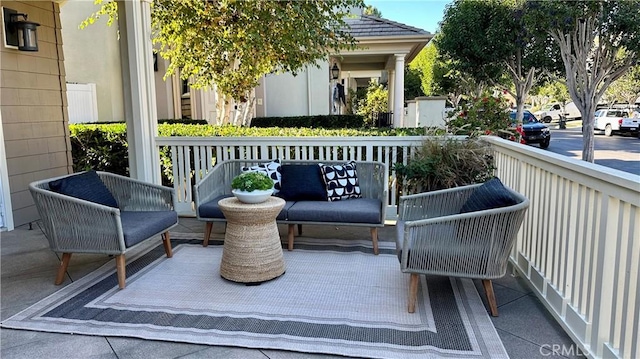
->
218;196;286;284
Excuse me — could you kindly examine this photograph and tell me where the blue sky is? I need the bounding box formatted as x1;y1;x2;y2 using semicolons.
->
365;0;452;34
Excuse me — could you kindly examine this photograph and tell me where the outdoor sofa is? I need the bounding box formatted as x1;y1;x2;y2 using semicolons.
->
194;159;388;254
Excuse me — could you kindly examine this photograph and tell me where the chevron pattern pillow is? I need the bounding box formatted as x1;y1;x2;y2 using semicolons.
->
319;161;362;202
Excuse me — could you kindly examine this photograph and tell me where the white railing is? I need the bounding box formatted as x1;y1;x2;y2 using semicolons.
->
156;135;639;359
483;136;639;359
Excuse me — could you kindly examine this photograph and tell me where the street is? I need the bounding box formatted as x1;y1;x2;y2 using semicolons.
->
541;126;640;176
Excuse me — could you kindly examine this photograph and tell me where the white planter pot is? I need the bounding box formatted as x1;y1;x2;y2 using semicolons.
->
231;189;273;204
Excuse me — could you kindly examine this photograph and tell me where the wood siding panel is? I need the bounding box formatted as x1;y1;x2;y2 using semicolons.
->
1;1;71;227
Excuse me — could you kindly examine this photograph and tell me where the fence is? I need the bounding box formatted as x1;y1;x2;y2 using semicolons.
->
483;136;639;359
66;83;99;124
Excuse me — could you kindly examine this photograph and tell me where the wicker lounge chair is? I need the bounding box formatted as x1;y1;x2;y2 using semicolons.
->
396;178;529;316
29;171;178;289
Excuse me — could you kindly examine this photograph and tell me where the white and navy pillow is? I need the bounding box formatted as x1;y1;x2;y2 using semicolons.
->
241;159;282;193
318;161;362;201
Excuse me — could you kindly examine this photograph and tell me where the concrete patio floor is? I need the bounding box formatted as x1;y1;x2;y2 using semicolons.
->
1;217;584;359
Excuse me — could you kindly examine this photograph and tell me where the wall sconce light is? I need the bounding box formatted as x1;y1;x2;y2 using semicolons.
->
3;8;40;52
331;63;340;80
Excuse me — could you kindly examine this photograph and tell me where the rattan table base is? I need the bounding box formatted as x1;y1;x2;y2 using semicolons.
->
218;196;286;284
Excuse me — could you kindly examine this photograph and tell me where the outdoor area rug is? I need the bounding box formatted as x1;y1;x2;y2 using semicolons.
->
1;233;508;359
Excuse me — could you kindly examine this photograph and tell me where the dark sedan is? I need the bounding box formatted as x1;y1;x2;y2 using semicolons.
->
510;111;551;149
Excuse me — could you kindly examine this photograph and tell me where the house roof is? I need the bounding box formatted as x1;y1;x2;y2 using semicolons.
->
344;14;431;38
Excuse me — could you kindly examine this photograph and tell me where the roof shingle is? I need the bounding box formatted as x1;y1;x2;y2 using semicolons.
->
343;14;430;37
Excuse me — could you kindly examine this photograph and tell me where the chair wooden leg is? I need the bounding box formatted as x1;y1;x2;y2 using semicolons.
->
116;255;126;289
203;222;213;247
482;279;499;317
54;253;72;285
287;224;295;251
408;273;419;313
297;224;303;235
370;227;379;255
162;232;173;258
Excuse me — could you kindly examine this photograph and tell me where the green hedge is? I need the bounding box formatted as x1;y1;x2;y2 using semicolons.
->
70;123;429;185
251;115;365;129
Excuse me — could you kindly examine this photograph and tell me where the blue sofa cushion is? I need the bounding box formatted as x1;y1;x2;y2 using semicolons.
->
287;198;381;224
198;194;233;219
120;211;178;247
319;161;362;202
459;177;519;214
49;170;118;208
278;165;327;201
199;194;294;220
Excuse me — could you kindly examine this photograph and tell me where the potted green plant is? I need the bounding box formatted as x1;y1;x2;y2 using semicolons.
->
231;172;274;204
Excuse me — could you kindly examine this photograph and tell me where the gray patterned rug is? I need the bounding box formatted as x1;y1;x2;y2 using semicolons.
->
1;234;508;359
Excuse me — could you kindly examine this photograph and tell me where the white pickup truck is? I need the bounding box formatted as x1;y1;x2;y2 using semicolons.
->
594;109;639;136
534;102;581;123
621;117;639;136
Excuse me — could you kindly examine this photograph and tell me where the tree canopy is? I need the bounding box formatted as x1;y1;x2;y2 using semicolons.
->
437;0;559;124
527;0;640;162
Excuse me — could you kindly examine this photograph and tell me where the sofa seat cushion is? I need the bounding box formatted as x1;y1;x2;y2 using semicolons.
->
287;198;381;224
199;194;294;220
120;211;178;247
198;194;233;219
49;170;118;208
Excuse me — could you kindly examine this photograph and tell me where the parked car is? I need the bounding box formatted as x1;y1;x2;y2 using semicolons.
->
510;111;551;149
593;108;637;136
534;102;581;123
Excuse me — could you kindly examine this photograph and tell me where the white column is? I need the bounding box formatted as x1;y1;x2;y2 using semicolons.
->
118;0;160;184
0;111;14;231
393;54;405;128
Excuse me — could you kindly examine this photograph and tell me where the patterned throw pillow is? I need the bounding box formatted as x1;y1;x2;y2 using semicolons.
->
318;161;362;202
241;159;282;193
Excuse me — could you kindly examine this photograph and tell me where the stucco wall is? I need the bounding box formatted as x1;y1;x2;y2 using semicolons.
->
1;1;72;227
264;63;330;117
60;1;124;122
416;96;447;128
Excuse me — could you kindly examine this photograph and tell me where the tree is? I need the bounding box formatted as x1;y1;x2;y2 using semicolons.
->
356;81;388;126
82;0;363;125
527;0;640;162
437;0;559;124
404;66;424;101
409;42;437;95
363;5;382;17
603;65;640;107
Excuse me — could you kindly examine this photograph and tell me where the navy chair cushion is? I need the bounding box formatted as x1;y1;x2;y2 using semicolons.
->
49;170;118;208
287;198;381;223
278;165;327;201
459;178;519;214
120;211;178;247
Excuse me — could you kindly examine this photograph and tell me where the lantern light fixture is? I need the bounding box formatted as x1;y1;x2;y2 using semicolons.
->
330;63;340;80
3;8;40;52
